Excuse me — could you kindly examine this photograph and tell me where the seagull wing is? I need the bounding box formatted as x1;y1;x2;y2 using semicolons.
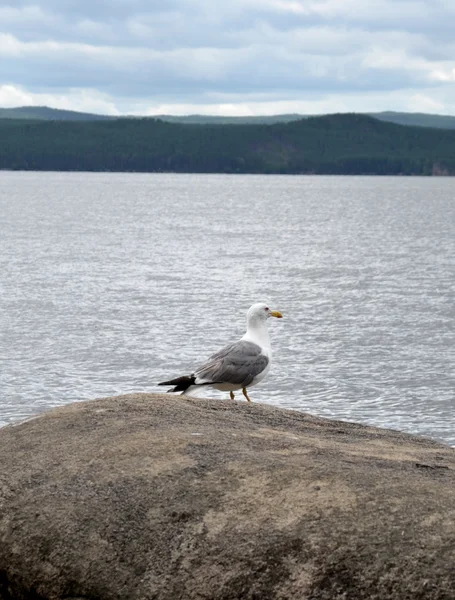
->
194;340;269;387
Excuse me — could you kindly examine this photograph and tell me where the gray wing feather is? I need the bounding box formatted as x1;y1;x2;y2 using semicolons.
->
194;340;268;387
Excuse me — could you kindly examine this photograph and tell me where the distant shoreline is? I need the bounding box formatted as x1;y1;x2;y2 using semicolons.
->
1;169;454;176
1;113;454;176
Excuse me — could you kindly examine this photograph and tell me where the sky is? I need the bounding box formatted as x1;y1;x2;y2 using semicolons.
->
1;0;455;116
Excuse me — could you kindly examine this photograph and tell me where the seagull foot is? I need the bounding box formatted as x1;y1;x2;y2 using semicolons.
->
242;387;252;402
230;391;235;400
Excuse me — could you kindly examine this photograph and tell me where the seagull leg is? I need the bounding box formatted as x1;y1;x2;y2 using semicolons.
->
230;391;235;400
242;387;252;402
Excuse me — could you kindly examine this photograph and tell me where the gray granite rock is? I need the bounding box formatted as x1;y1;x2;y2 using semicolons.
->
0;393;454;599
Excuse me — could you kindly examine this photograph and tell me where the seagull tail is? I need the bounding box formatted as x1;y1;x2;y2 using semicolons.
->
158;375;196;394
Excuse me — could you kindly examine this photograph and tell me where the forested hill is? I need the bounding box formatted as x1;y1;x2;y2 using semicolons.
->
2;106;455;130
0;106;114;121
152;111;455;129
1;113;455;175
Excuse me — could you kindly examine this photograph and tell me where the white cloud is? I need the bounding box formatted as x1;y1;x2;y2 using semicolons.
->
0;84;34;107
0;5;49;25
305;0;431;24
430;68;455;83
407;93;445;112
3;80;455;117
1;0;455;115
125;85;455;116
0;83;120;115
268;0;310;15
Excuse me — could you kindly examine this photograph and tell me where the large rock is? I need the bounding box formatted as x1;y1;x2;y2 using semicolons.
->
0;393;454;600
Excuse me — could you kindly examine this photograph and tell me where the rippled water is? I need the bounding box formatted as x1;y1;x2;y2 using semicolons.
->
1;172;454;445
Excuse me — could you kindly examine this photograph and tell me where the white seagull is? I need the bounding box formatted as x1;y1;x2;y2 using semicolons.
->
158;302;283;402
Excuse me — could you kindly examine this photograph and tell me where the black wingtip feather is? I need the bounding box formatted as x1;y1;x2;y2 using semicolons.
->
158;375;196;393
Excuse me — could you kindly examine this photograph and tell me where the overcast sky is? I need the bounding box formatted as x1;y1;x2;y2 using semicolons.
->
1;0;455;116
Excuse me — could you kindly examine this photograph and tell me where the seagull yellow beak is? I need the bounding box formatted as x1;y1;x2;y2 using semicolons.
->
271;310;283;318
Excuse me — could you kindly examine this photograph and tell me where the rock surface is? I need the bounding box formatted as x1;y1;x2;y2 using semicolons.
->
0;393;454;600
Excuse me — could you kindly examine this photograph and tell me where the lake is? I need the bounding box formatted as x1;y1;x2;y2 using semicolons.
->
1;172;454;445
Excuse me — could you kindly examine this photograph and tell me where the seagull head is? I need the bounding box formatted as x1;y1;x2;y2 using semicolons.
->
247;303;283;324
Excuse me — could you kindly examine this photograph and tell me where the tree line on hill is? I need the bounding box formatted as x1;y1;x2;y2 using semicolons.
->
0;113;454;175
2;106;455;130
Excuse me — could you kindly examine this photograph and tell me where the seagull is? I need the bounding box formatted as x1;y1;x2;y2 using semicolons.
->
158;303;283;402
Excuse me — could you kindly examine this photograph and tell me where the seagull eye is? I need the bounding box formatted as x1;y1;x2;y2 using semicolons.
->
265;307;269;311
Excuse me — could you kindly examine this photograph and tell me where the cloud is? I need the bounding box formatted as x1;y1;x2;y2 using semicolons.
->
1;0;455;115
0;83;121;115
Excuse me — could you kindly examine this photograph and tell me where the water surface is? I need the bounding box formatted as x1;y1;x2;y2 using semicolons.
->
1;172;454;445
